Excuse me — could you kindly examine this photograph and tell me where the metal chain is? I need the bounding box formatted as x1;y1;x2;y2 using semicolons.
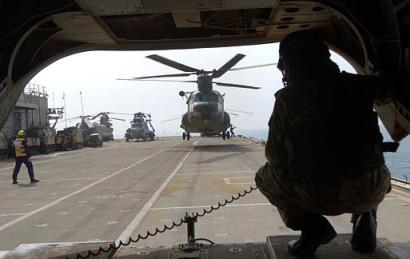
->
74;185;258;259
194;186;258;218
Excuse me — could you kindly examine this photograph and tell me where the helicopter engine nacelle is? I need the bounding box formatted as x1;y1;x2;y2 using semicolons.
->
179;91;185;97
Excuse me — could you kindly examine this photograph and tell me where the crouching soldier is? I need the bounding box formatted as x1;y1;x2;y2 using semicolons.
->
255;30;391;257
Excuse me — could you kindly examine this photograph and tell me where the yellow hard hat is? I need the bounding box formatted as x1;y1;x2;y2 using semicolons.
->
17;130;26;138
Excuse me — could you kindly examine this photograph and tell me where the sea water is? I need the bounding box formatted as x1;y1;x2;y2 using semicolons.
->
236;128;410;181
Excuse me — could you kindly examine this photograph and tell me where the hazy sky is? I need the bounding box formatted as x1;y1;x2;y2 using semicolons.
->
30;43;355;138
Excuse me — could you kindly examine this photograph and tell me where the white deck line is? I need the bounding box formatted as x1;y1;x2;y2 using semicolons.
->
149;202;272;211
0;150;94;171
0;147;171;232
0;177;105;184
177;170;254;176
391;179;410;190
390;188;410;203
115;145;195;245
0;213;26;217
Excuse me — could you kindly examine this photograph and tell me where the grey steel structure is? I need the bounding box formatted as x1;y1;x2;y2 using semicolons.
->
1;84;48;139
0;83;54;155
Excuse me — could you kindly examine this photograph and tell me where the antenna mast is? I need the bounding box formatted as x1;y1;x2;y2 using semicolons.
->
62;92;67;128
80;91;84;116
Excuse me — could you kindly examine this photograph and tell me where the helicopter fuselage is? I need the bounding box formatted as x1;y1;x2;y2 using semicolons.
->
181;90;231;135
125;114;155;141
78;117;114;141
126;124;151;139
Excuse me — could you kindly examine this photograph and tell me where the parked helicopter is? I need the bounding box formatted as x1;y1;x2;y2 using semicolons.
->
68;112;125;142
118;54;272;140
125;112;156;141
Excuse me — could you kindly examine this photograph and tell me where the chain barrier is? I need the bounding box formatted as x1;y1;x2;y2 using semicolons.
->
73;185;258;259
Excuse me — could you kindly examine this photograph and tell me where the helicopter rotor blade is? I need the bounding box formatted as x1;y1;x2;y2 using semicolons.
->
204;63;276;79
132;72;195;80
146;54;201;73
91;112;104;120
228;112;239;116
214;81;261;89
228;63;277;71
212;54;245;78
110;117;126;121
67;115;91;120
66;116;81;120
161;116;182;123
107;112;134;116
127;79;197;84
225;109;253;115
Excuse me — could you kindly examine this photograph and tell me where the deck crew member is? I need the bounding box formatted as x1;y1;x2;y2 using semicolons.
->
12;130;40;184
255;30;391;257
229;125;236;138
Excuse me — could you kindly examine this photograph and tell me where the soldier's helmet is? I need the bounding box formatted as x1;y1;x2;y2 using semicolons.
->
17;130;26;138
277;30;330;71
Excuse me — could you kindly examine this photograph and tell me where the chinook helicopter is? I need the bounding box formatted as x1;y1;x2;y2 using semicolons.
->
125;112;156;141
118;54;271;140
88;112;125;141
71;112;125;141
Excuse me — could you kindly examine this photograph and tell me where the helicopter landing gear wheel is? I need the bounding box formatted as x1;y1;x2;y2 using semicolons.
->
182;132;186;140
187;132;191;140
226;131;230;139
222;131;226;140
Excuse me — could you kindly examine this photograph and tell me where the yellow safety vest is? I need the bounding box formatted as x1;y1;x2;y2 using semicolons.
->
13;138;27;157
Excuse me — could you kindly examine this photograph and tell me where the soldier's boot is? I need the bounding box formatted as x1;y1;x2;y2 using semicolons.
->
288;214;337;257
351;210;377;253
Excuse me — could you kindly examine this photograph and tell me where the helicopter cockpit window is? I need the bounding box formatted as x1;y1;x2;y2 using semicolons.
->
132;118;144;127
193;93;219;102
193;93;202;102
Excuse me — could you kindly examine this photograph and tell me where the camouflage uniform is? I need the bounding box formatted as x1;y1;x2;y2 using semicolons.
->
255;72;391;230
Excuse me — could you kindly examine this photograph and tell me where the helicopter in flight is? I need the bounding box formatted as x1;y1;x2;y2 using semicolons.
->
125;112;156;142
118;54;271;140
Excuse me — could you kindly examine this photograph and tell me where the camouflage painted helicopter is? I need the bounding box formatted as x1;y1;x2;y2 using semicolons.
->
88;112;125;141
119;54;271;140
71;112;125;141
125;112;156;141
